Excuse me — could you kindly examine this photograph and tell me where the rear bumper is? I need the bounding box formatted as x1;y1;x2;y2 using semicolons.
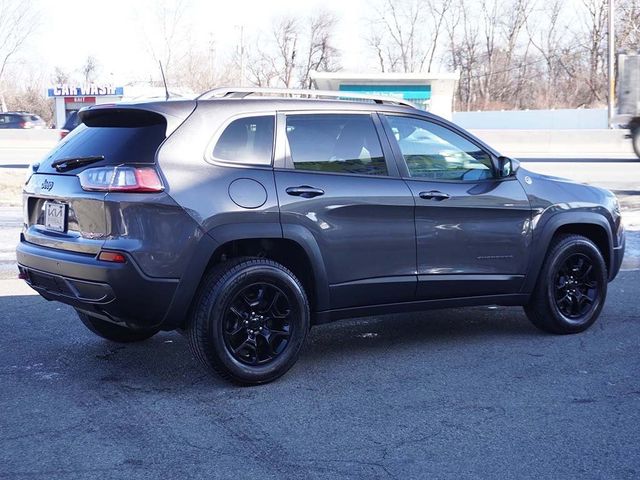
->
16;236;178;329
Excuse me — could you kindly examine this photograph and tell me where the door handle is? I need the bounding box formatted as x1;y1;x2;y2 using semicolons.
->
419;190;450;201
285;186;325;198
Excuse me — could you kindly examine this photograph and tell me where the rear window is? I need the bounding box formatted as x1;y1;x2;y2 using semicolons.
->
40;112;166;173
212;115;274;165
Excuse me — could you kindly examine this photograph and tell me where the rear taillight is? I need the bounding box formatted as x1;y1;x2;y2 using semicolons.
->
60;130;69;140
21;121;32;128
78;166;164;193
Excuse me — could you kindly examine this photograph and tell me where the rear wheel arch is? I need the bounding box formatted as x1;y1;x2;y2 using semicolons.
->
203;237;324;312
165;222;330;329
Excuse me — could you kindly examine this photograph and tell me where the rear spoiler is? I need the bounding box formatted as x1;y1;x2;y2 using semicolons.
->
79;100;197;136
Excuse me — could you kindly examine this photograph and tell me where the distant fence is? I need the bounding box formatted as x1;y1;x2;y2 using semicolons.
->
454;108;608;130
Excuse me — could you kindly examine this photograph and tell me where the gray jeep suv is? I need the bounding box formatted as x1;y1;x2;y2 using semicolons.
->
17;88;625;385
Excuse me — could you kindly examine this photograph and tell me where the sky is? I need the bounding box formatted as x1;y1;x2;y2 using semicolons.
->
22;0;374;86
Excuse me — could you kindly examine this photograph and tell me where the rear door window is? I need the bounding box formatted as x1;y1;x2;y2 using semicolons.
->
285;114;388;176
212;115;275;165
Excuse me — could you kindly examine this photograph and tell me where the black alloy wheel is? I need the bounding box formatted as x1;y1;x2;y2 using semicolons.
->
525;234;607;334
223;283;292;366
553;253;600;321
188;257;310;385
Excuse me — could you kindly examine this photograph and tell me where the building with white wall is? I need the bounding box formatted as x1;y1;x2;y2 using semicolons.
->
310;71;459;120
47;84;125;128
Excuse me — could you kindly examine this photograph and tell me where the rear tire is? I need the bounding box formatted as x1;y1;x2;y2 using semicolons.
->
187;257;310;386
524;234;607;334
77;311;159;343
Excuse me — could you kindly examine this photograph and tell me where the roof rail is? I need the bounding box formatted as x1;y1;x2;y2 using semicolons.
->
196;87;417;108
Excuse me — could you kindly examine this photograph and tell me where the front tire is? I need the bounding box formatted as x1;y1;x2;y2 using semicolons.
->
524;234;608;334
187;257;310;385
77;311;159;343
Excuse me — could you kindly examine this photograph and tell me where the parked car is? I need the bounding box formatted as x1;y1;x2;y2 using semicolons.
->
0;112;47;129
59;110;81;139
16;88;625;385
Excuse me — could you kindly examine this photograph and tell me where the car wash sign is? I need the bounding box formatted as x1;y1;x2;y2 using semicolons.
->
47;84;124;97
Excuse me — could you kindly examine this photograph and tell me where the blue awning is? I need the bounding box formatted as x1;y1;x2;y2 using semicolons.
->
339;84;431;100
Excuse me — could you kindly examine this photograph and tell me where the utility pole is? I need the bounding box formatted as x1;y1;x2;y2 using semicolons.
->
237;25;246;87
608;0;615;128
208;32;215;85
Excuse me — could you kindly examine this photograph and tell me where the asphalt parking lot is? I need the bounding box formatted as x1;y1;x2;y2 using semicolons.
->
1;161;639;479
1;270;639;479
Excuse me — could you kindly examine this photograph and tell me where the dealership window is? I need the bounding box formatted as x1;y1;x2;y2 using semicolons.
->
286;114;387;176
213;115;275;165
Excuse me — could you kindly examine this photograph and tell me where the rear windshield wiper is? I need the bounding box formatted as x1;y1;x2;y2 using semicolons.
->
51;155;104;172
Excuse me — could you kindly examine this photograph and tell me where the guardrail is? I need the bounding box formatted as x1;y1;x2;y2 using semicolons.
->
0;129;61;148
469;129;634;157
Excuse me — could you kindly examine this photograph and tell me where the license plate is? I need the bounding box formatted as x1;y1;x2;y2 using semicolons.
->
44;202;66;232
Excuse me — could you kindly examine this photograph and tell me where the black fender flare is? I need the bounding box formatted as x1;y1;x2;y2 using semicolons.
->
281;224;330;311
522;211;614;293
161;222;330;328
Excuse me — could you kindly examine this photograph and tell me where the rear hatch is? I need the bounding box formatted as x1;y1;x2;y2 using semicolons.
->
23;103;194;255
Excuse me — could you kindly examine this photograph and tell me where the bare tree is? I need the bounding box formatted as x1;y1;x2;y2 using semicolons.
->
81;56;99;83
245;12;340;88
580;0;608;103
245;38;280;87
0;1;38;88
138;0;190;85
298;11;340;88
367;0;452;73
53;67;71;85
273;17;299;87
446;0;482;110
617;0;640;52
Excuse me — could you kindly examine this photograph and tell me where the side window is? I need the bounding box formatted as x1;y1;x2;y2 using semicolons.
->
212;115;274;165
385;115;494;181
285;114;388;176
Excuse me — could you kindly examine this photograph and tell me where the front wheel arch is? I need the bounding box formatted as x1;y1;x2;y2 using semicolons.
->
523;215;613;293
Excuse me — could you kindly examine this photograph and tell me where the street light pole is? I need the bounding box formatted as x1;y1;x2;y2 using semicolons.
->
237;25;246;87
608;0;615;128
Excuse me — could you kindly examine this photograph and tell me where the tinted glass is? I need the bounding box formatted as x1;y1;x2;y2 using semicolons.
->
40;122;166;172
63;111;80;131
213;115;274;165
386;115;494;181
286;114;387;176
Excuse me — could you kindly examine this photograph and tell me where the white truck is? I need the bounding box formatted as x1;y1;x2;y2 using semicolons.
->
616;53;640;159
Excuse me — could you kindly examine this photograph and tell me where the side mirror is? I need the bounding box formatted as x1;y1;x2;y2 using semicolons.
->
497;156;518;177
